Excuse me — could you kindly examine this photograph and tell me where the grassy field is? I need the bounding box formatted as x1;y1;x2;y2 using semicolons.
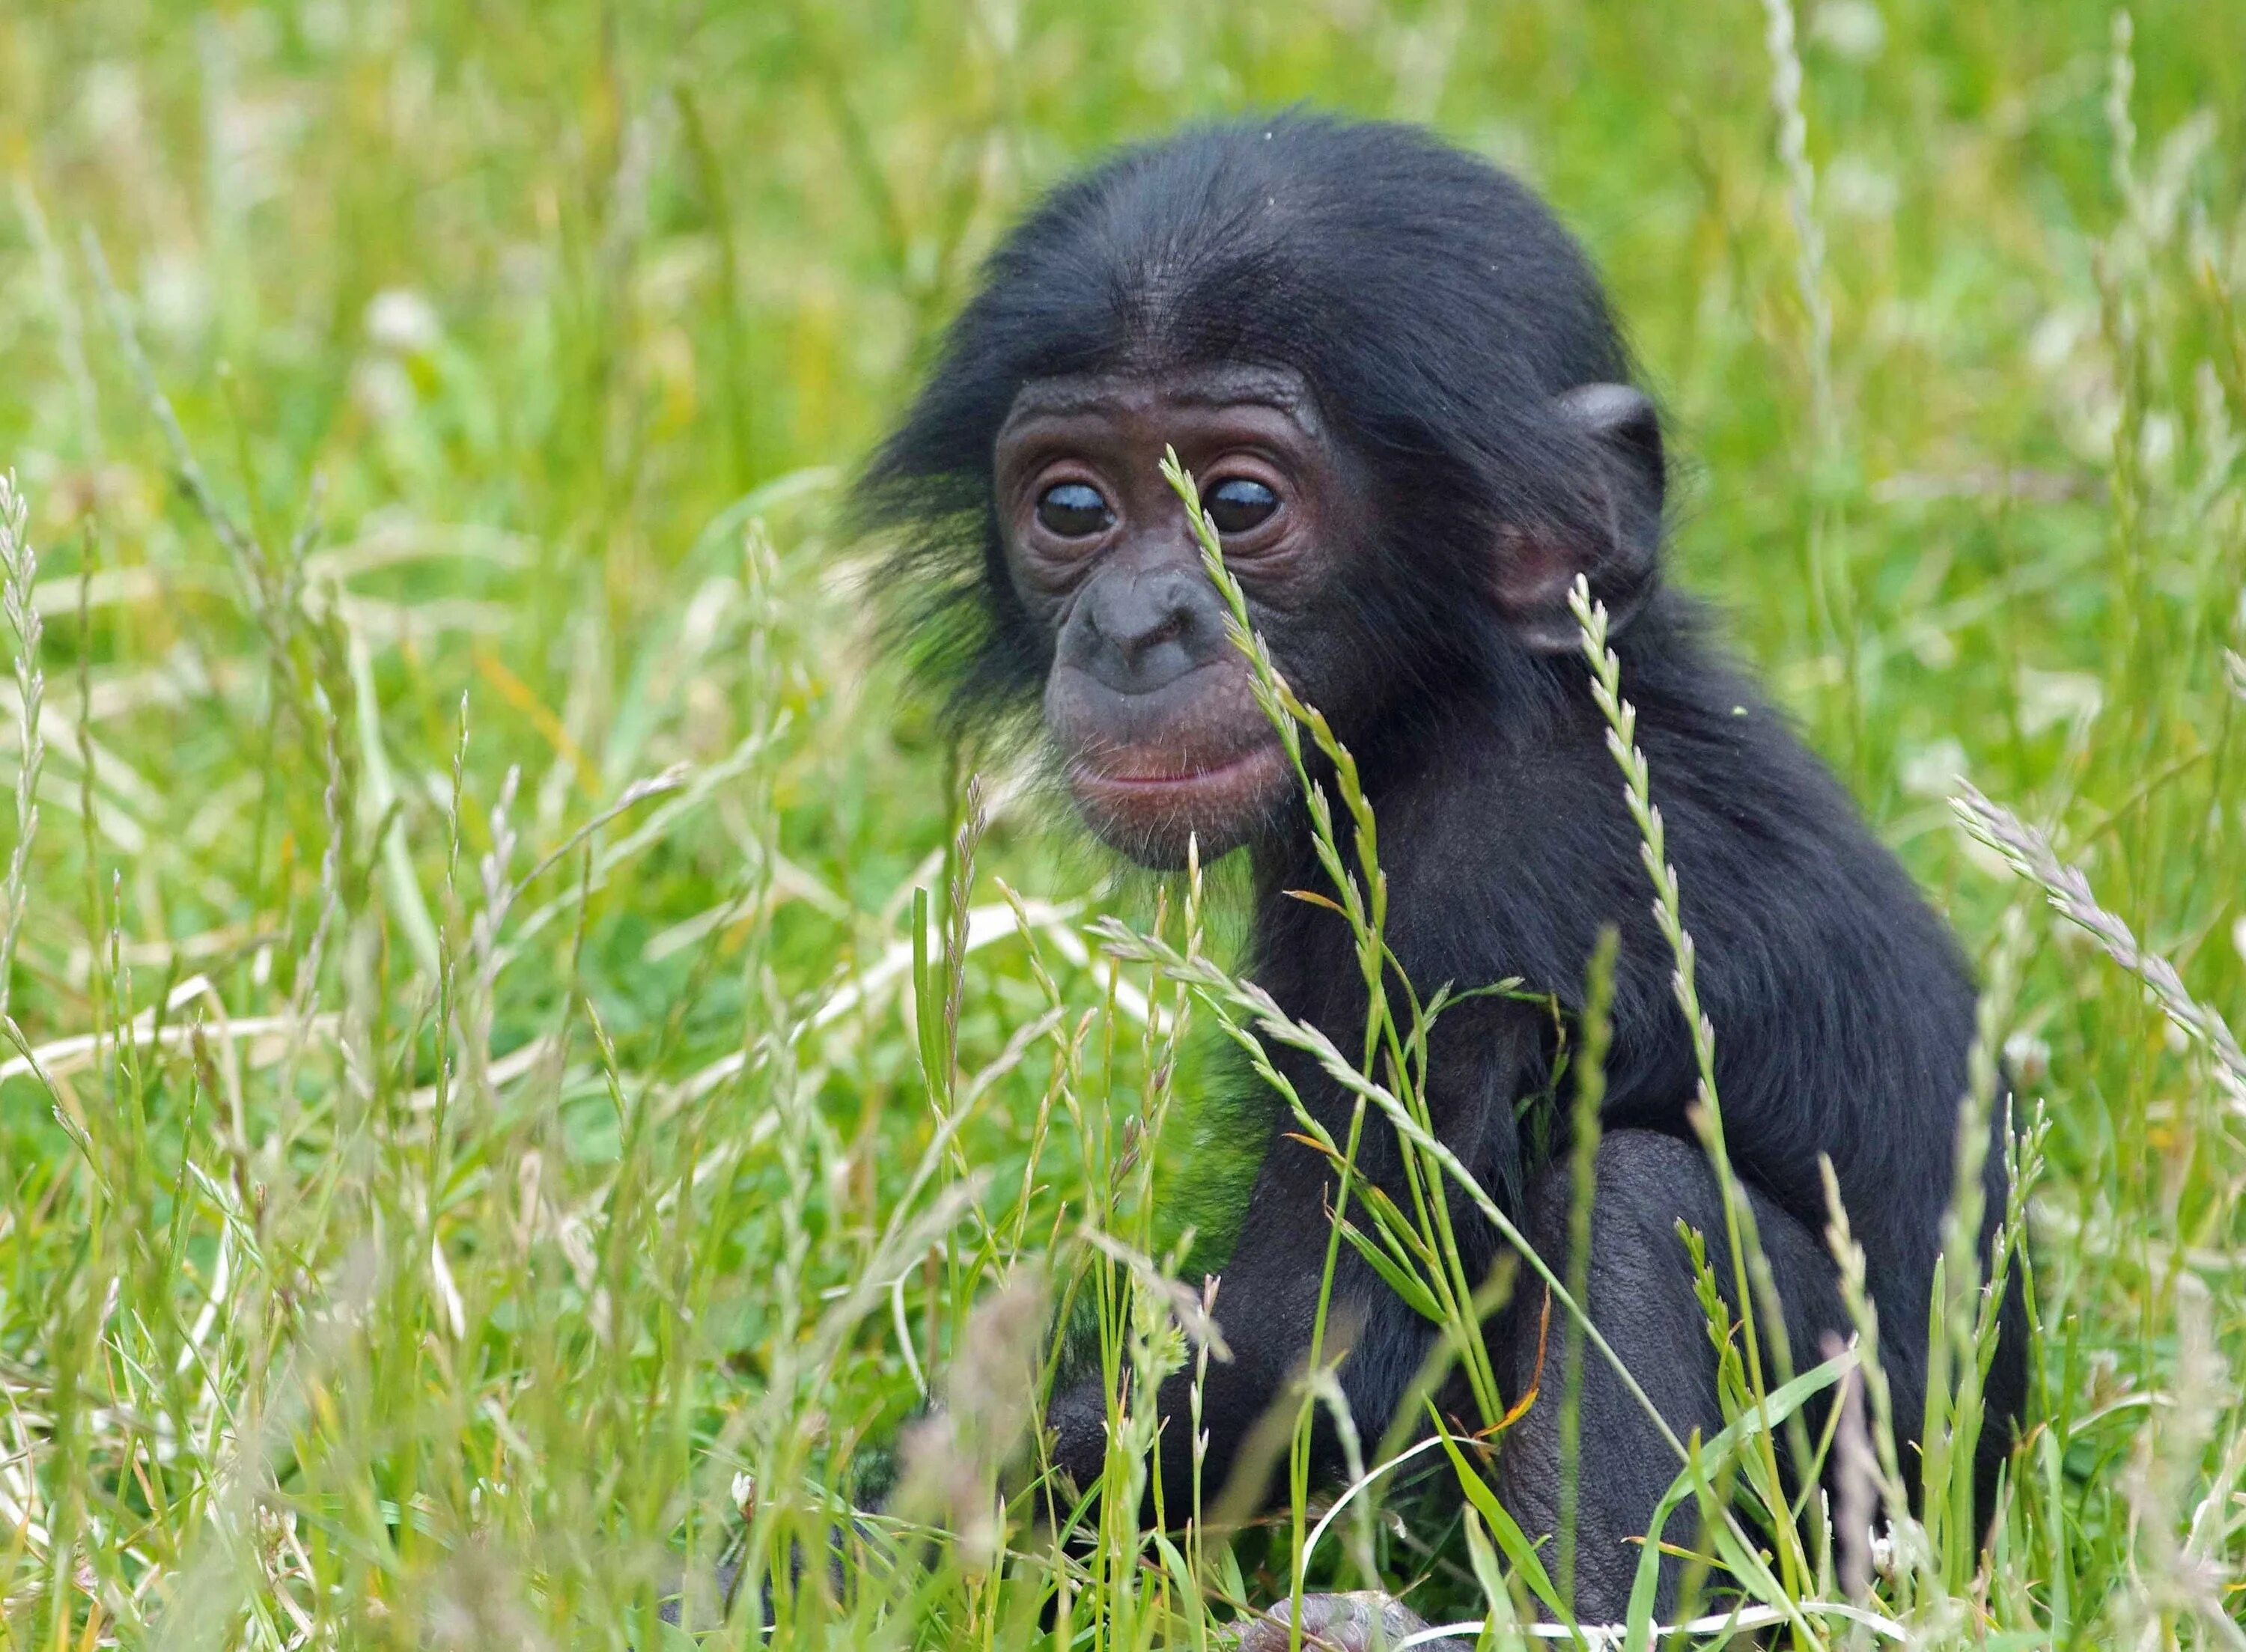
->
1;0;2244;1645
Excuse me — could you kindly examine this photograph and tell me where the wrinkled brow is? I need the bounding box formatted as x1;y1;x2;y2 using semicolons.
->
1002;365;1321;434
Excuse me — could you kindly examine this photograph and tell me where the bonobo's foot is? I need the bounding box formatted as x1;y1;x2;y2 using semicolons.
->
1231;1591;1469;1652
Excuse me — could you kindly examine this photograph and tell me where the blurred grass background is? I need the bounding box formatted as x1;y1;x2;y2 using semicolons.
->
0;0;2243;1645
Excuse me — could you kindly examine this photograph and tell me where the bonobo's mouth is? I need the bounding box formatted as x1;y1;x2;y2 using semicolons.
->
1066;739;1291;864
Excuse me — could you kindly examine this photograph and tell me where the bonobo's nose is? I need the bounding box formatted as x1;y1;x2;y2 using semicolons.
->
1065;564;1227;695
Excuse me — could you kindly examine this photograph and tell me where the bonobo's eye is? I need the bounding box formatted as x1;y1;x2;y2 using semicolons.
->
1205;477;1279;535
1035;482;1114;538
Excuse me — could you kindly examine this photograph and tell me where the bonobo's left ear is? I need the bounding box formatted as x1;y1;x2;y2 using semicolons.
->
1492;382;1665;653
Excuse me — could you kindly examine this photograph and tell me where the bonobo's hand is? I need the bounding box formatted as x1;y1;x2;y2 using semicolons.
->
1230;1591;1470;1652
1043;1374;1113;1493
656;1559;740;1630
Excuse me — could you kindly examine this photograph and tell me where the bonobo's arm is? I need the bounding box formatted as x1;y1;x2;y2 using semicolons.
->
1046;993;1537;1522
1044;1124;1351;1517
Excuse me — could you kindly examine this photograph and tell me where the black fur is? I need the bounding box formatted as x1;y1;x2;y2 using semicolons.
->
864;113;2027;1621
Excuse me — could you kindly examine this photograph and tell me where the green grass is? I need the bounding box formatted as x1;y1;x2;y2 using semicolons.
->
1;0;2244;1645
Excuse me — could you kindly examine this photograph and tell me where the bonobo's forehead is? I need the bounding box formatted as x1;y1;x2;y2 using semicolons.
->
999;363;1322;437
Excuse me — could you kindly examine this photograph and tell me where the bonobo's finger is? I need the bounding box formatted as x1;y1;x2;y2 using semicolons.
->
1229;1591;1469;1652
655;1558;740;1630
655;1524;859;1631
1044;1375;1113;1493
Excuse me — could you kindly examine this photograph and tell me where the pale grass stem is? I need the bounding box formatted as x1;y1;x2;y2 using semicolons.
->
1757;0;1863;739
276;699;344;1115
1951;781;2246;1111
1758;0;1834;448
83;233;276;630
1920;906;2026;1589
0;472;41;1026
12;183;103;462
2116;1283;2246;1651
2106;11;2139;211
1566;573;1813;1590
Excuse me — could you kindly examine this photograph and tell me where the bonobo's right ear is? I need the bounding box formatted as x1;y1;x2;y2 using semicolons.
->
1491;382;1666;653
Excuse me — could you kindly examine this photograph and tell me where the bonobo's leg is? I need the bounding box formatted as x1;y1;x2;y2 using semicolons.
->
1046;1001;1530;1524
1497;1128;1846;1624
1045;1123;1406;1520
1224;1130;1846;1652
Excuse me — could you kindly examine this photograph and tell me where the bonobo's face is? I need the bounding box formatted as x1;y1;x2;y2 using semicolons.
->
993;364;1362;868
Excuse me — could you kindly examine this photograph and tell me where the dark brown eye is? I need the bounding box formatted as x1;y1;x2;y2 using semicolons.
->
1035;482;1113;537
1205;477;1278;534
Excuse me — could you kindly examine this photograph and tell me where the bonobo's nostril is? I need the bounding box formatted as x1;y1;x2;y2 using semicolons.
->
1114;602;1188;665
1069;567;1220;692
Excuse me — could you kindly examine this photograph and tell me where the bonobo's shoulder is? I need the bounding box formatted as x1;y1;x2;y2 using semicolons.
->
1379;587;1950;942
1615;593;1865;812
1616;594;1976;967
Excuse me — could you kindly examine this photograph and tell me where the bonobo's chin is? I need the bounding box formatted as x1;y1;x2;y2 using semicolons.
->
1065;740;1290;869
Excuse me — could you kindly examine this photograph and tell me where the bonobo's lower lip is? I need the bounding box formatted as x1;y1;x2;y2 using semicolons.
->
1073;741;1283;796
1067;739;1290;859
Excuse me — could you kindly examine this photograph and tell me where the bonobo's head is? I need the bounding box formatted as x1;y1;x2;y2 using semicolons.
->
865;115;1664;868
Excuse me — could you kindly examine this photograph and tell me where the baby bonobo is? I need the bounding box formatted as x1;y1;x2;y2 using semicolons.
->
864;115;2025;1643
